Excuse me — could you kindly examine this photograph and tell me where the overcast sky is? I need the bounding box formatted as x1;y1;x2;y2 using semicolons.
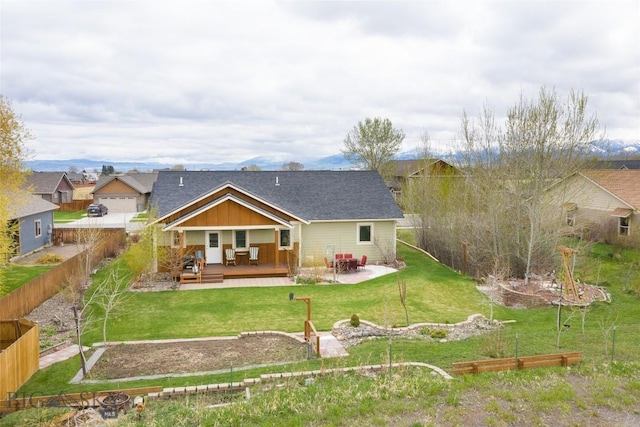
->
1;0;639;166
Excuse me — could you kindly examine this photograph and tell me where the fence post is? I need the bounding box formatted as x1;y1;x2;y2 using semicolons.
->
611;326;617;363
515;333;519;370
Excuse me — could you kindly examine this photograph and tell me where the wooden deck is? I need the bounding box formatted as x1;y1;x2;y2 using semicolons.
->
202;262;290;280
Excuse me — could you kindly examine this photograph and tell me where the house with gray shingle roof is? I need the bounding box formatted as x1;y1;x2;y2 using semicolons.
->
92;172;158;213
25;172;75;204
546;170;640;246
8;193;59;257
149;170;404;277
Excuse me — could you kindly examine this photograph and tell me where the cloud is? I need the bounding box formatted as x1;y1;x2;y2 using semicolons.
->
1;0;638;165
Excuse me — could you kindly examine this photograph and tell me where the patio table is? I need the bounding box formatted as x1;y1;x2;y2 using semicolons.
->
236;251;249;265
337;258;359;273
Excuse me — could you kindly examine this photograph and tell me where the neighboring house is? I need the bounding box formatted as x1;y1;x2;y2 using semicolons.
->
593;159;640;170
387;159;459;199
547;170;640;245
92;172;158;213
66;171;86;185
149;170;404;275
25;172;75;204
8;194;59;258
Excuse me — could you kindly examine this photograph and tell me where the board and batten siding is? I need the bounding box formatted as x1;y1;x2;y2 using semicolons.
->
299;220;396;265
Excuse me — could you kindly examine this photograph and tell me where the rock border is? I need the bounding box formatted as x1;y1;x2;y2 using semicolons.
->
332;314;499;347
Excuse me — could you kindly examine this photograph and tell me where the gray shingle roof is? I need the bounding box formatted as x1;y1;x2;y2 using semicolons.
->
9;193;59;219
93;172;158;194
150;170;404;221
25;172;74;194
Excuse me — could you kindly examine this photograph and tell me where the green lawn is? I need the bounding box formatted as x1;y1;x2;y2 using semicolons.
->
16;239;640;397
53;210;85;223
1;265;53;295
130;211;148;222
83;243;484;344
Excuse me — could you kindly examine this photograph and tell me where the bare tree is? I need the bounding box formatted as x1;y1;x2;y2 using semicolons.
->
75;225;106;289
408;88;600;280
93;264;131;344
398;278;409;326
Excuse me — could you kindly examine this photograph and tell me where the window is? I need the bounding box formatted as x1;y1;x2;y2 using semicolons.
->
357;223;373;244
619;216;630;236
235;230;247;249
564;202;577;227
279;229;291;248
34;220;42;238
566;211;575;227
171;231;182;248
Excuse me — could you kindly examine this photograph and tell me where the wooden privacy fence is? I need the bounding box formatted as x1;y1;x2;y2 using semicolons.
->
0;320;39;402
452;352;582;375
0;229;126;320
57;200;92;212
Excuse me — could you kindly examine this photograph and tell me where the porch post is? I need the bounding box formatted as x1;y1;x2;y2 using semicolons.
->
274;229;280;266
179;231;185;261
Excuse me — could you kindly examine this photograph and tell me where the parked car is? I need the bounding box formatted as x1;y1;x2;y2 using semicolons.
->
87;203;108;217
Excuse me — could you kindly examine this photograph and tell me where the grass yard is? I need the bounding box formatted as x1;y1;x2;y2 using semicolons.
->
15;238;640;400
130;211;148;222
1;265;53;295
53;210;85;223
83;243;484;344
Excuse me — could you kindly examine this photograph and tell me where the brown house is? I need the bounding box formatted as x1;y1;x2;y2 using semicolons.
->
24;172;75;204
92;172;158;213
386;159;459;199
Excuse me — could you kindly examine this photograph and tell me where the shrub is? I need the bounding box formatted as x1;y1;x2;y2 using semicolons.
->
429;329;447;339
350;314;360;328
37;254;63;264
295;275;317;285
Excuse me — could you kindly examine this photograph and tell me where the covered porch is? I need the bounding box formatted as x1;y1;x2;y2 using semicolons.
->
175;231;298;283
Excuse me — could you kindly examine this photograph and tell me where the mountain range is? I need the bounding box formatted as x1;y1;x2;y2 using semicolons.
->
25;139;639;173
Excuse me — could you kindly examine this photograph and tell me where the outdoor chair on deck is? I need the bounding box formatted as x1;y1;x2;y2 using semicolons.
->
249;246;259;265
357;255;367;271
225;248;236;266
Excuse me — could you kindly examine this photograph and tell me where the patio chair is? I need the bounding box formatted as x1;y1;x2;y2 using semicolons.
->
357;255;367;271
225;248;236;266
249;246;259;265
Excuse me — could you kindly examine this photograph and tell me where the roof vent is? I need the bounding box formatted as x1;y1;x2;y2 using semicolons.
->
275;176;280;186
179;177;184;187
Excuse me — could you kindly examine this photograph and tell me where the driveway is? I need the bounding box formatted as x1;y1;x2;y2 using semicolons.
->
56;212;144;233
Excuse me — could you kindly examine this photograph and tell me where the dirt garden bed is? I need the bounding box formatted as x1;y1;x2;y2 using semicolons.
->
87;335;309;380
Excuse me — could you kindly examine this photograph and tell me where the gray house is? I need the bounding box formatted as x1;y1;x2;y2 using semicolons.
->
25;172;75;204
9;194;59;257
149;170;404;278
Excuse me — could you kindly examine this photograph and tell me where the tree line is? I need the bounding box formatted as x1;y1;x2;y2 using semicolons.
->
342;88;601;280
